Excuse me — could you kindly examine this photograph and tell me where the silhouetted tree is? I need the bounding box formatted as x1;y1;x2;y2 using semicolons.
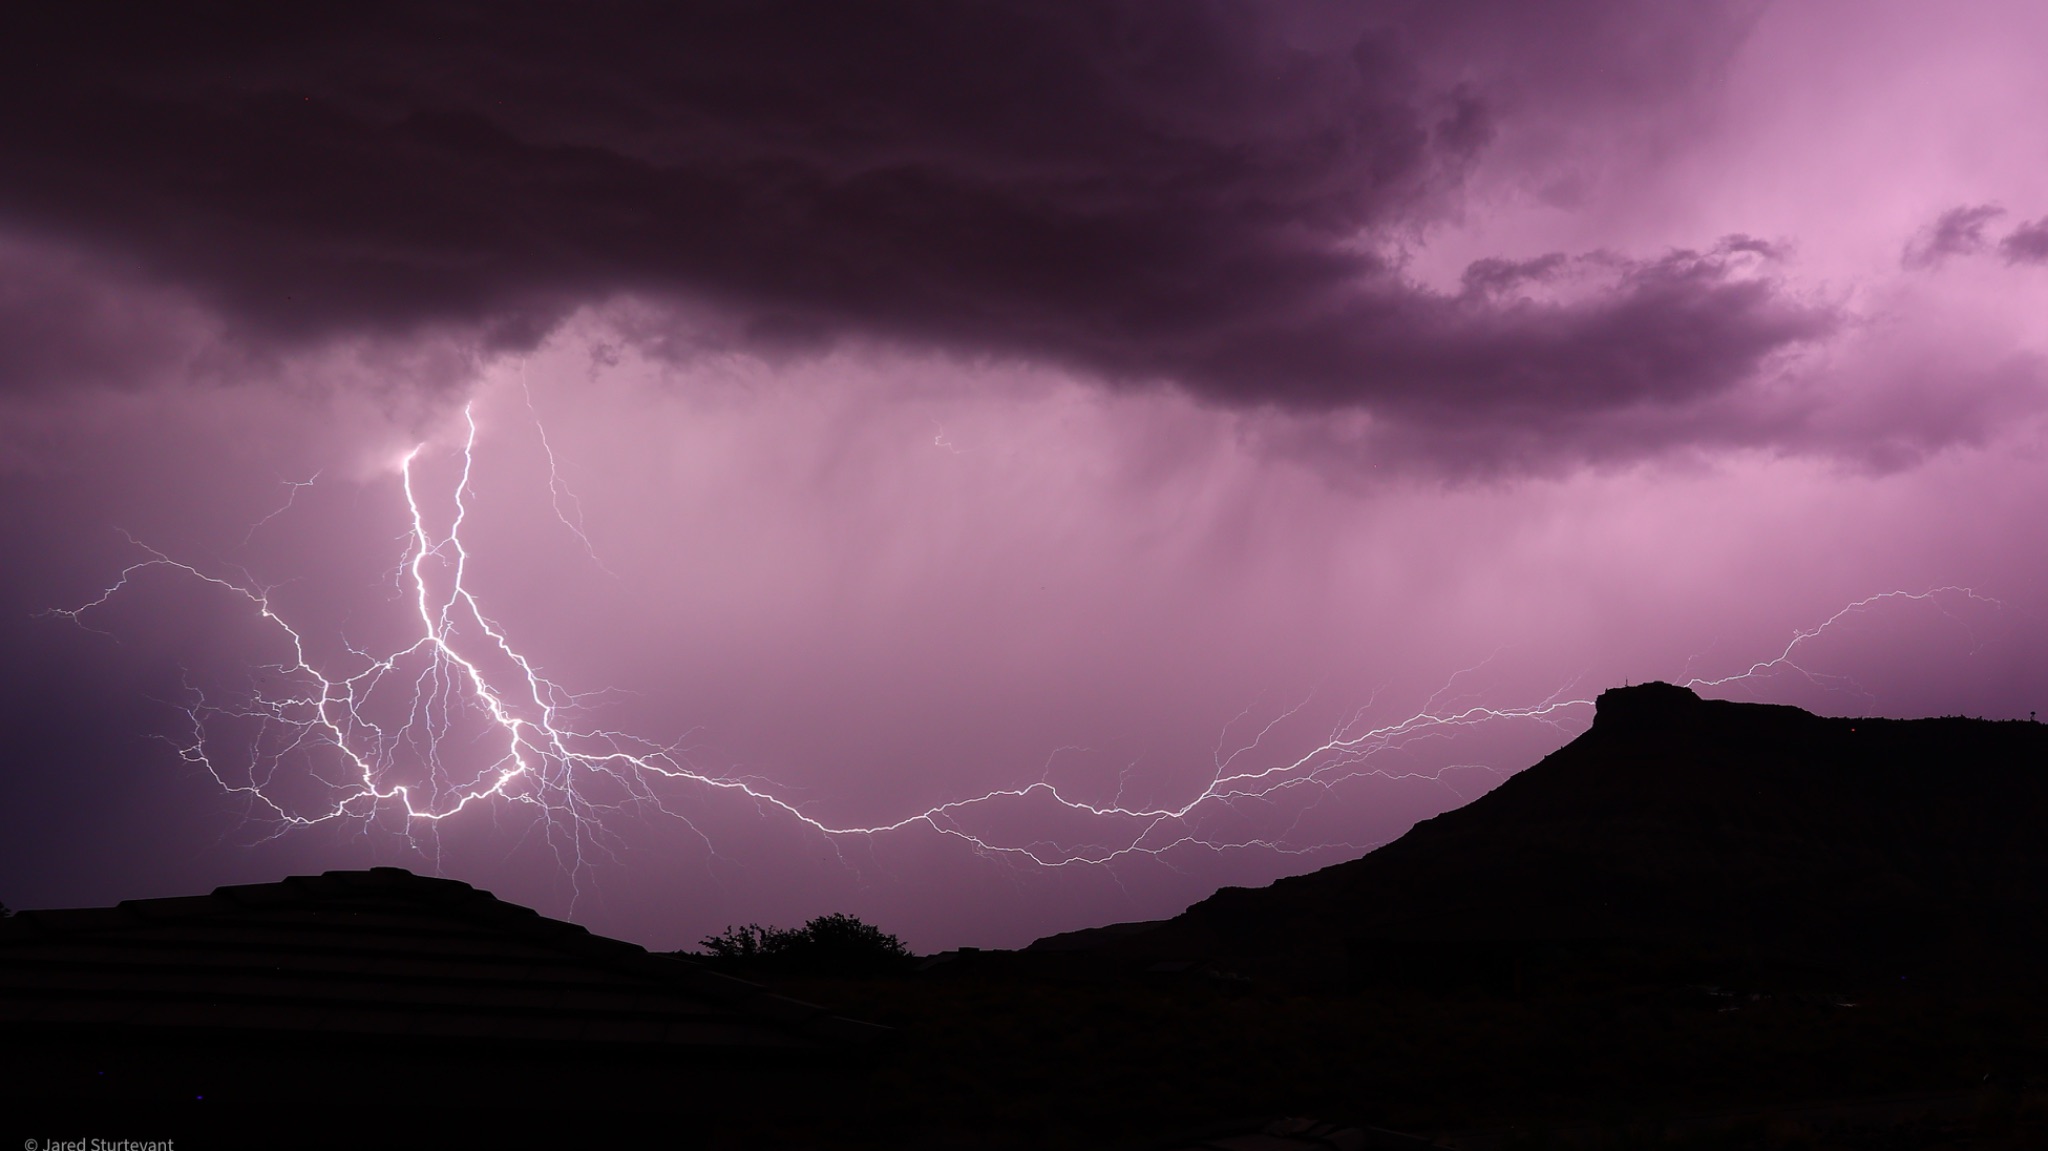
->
791;912;914;974
696;913;912;976
698;922;798;962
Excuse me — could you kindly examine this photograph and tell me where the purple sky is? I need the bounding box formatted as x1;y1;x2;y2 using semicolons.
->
3;1;2046;952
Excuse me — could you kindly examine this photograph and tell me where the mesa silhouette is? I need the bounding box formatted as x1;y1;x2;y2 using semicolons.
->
1057;682;2048;991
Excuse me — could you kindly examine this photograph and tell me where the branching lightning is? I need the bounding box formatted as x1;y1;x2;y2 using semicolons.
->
238;471;319;550
48;405;2002;885
1681;587;1999;709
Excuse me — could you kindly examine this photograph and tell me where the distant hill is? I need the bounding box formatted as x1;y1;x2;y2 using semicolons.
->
1075;683;2048;989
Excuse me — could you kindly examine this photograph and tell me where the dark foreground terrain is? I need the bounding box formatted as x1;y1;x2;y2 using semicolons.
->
723;684;2048;1147
7;684;2047;1148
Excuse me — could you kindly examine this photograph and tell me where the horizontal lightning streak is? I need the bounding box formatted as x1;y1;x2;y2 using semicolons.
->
47;405;2000;882
1682;587;1999;708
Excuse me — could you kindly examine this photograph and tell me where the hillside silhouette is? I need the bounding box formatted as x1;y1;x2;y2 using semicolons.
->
1086;682;2048;991
11;685;2048;1147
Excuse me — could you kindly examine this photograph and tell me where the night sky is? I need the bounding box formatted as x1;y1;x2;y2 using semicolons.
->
2;1;2045;953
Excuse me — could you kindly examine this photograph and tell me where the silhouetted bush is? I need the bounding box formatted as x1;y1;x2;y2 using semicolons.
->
697;913;913;977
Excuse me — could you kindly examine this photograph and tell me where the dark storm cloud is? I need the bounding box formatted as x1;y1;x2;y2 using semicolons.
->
1188;240;1829;420
1901;203;2006;269
0;241;206;393
0;1;1818;434
2001;218;2048;265
1458;253;1572;298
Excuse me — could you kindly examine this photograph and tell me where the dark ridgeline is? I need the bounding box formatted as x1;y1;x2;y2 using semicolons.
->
8;685;2048;1146
891;686;2048;1144
1084;682;2048;992
0;868;881;1143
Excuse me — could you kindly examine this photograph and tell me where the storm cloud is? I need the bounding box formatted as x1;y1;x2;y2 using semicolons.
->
0;0;1829;448
2002;218;2048;265
1901;204;2006;270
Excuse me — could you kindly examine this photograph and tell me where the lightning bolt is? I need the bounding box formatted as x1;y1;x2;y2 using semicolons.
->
523;376;613;576
46;404;2005;892
1682;586;2000;711
238;471;319;550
